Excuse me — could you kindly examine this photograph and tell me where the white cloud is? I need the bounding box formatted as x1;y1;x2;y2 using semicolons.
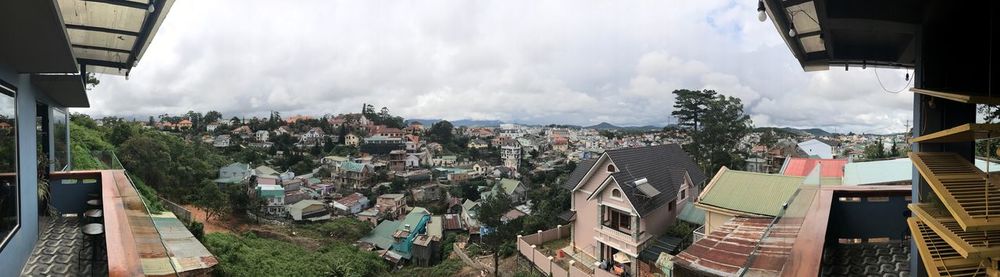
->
79;0;913;133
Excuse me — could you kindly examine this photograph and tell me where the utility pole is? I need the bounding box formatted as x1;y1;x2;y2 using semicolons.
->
904;120;911;140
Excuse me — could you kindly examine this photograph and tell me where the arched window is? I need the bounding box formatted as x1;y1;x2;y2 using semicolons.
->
607;164;616;172
611;189;622;198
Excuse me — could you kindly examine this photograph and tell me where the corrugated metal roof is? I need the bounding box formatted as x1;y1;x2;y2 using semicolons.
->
672;217;795;276
677;201;705;225
360;220;401;250
843;158;911;185
699;168;803;217
781;157;847;177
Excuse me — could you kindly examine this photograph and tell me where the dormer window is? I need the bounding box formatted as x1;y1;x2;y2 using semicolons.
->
607;164;616;172
611;189;622;199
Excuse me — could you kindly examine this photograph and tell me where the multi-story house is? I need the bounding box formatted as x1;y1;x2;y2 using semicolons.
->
376;194;408;220
501;140;521;170
388;149;407;172
337;161;372;189
255;130;270;142
345;133;361;146
559;144;705;274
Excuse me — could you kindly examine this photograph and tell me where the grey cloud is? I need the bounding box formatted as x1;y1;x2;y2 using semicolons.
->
80;0;912;133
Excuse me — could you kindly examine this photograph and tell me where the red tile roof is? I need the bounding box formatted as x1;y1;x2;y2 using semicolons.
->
673;217;798;276
442;214;463;230
781;158;847;177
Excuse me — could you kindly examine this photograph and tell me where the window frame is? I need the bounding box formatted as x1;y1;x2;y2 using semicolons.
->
610;188;622;200
0;79;20;253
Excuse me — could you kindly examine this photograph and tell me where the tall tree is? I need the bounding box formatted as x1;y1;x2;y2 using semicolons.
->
674;90;752;174
475;193;516;277
671;89;717;131
429;120;455;144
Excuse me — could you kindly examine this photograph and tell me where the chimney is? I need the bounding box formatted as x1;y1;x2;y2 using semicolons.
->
404;224;411;231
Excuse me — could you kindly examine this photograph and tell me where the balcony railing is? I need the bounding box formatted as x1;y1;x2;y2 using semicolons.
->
40;151;217;276
692;225;706;243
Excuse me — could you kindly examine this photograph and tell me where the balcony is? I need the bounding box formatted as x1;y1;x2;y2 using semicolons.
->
692;225;705;243
593;226;649;257
20;169;217;276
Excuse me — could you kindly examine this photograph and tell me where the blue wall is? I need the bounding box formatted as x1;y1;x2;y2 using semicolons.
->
0;63;62;276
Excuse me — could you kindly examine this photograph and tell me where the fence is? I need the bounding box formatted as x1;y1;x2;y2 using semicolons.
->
517;225;592;277
692;225;706;243
159;197;193;224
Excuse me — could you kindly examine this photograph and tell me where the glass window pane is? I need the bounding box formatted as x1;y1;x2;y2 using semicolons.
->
52;109;67;171
0;83;18;247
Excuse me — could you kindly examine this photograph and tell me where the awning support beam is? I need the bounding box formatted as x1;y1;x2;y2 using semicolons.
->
72;44;132;54
81;0;149;10
65;24;140;37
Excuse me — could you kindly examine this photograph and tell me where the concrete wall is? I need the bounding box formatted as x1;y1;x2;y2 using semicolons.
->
704;210;733;234
571;157;614;257
517;225;583;277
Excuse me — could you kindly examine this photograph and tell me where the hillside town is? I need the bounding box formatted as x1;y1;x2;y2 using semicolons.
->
98;102;932;276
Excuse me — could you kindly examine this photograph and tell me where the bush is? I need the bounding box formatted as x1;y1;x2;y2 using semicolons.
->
187;220;205;242
465;243;483;256
392;258;463;277
204;232;388;277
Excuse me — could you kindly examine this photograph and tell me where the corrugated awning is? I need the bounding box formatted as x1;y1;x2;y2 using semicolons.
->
57;0;175;76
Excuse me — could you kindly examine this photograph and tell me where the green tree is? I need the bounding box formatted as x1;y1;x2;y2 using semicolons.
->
108;122;139;146
475;193;517;277
674;90;752;174
864;138;887;160
196;180;228;220
671;89;718;131
204;110;223;124
429;120;455;145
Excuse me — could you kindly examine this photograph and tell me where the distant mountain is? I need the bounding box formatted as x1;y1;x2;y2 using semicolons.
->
586;122;663;131
756;127;835;137
404;119;503;127
586;122;620;130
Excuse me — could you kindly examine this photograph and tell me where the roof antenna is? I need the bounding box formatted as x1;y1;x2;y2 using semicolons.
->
624;165;637;183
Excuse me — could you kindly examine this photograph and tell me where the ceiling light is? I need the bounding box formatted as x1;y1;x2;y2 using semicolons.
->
757;1;767;22
788;27;796;37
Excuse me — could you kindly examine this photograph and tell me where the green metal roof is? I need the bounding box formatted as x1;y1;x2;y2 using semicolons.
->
499;178;522;194
397;207;430;233
676;201;704;225
843;158;911;185
341;161;368;173
699;169;803;217
256;184;284;198
360;220;401;249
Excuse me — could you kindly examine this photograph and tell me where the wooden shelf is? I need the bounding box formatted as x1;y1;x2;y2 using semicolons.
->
910;123;1000;144
909;203;1000;258
912;88;1000;106
908;217;990;277
910;152;1000;231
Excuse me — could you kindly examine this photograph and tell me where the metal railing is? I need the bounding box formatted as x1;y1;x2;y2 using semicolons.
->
692;225;706;243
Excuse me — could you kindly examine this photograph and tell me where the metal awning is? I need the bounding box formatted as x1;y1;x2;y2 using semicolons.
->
0;0;77;73
32;74;89;107
57;0;175;76
762;0;920;71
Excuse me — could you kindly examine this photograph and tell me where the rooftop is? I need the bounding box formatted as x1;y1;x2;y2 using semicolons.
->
780;157;847;178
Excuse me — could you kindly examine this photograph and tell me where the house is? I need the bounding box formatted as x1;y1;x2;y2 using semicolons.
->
215;162;251;184
389;150;407;172
286;200;330;221
797;139;833;159
255;130;270;142
405;153;422;168
256;184;286;215
695;167;809;233
333;193;370;215
431;155;457;167
501;140;521;169
231;125;253;137
358;208;382;226
206;122;220;132
345;133;361;146
472;162;491;176
359;208;435;265
303;127;325;140
460;200;481;235
176;119;192;129
410;183;444;202
552;136;569;152
337;161;373;189
275;125;292;135
481;178;527;204
467;139;489;150
412;215;444;266
559;144;706;274
213;135;231;148
376;193;408;220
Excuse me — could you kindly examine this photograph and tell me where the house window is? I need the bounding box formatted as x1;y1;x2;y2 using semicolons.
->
607;164;616;172
0;81;18;250
611;189;622;199
680;189;686;200
52;108;68;171
603;207;631;233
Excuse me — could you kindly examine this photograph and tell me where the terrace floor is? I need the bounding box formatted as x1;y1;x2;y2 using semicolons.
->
20;216;107;277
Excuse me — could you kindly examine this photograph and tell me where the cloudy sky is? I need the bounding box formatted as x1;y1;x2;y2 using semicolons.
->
81;0;914;134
